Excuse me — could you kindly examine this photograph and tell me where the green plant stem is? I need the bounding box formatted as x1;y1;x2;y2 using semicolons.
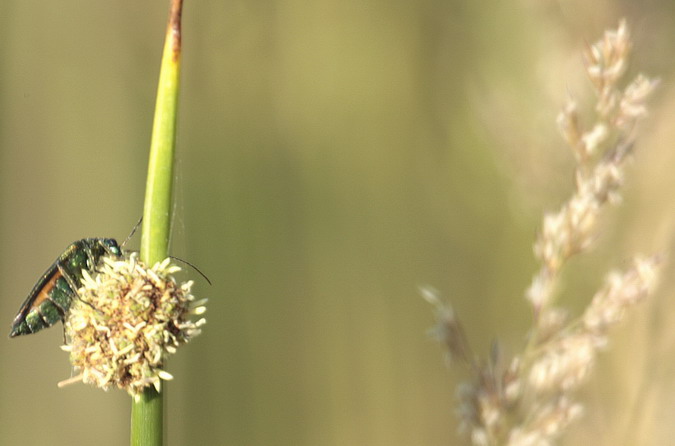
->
132;0;183;445
131;389;163;446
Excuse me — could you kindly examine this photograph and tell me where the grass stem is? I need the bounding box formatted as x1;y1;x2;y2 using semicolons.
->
132;0;183;444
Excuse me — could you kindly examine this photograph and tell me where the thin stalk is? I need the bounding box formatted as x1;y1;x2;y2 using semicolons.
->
132;0;183;445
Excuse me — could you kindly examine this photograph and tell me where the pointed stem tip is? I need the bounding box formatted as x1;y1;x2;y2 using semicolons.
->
169;0;183;61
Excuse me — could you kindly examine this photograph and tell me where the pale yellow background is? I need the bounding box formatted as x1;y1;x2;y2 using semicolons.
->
1;1;674;445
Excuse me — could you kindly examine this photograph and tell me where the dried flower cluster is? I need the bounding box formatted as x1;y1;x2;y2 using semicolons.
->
427;20;662;445
59;254;207;398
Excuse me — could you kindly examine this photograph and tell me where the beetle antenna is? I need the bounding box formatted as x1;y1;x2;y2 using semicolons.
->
169;255;212;286
122;217;143;248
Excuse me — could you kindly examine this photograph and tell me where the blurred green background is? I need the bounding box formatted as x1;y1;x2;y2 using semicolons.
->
2;1;675;444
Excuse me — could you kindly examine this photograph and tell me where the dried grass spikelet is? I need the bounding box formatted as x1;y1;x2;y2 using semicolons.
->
426;20;663;446
527;19;658;316
59;253;207;399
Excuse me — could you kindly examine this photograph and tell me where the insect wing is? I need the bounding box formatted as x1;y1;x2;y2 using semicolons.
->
9;263;73;337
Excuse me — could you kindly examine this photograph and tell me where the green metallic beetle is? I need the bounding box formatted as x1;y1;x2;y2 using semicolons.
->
9;238;123;337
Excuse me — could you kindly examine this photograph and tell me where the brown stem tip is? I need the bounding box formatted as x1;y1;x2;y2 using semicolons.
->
169;0;183;61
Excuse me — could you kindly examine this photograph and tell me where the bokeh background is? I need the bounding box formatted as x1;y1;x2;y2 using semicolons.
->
1;0;675;444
